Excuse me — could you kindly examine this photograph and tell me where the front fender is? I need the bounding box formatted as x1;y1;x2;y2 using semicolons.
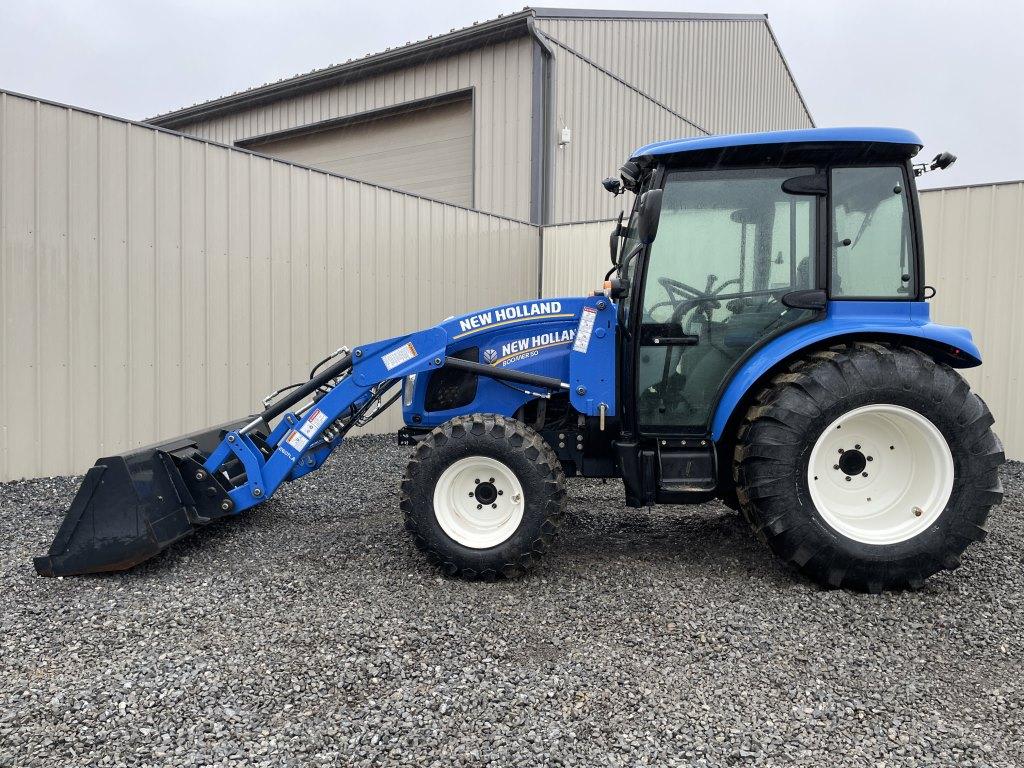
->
710;301;982;441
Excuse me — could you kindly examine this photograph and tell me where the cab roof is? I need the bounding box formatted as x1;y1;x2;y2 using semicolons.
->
631;127;923;160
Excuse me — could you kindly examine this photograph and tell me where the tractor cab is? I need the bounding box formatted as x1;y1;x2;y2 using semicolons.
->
606;128;934;503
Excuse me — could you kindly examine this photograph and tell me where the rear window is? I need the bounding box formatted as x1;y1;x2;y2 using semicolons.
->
831;166;913;298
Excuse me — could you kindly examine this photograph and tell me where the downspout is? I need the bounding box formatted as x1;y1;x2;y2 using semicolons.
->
527;14;556;296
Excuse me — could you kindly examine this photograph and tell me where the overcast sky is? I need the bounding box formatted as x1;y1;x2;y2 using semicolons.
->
2;0;1021;188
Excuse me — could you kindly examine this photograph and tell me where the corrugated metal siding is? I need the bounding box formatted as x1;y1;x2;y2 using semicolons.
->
548;53;702;223
249;98;475;206
536;17;813;136
538;17;812;222
919;182;1024;460
542;189;1024;460
172;38;535;222
541;219;615;297
0;91;538;481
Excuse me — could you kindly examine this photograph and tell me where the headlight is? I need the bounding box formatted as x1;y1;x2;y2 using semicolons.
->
402;374;417;407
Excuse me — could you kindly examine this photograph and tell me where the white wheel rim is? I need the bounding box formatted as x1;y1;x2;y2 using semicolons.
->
807;404;954;545
433;456;525;549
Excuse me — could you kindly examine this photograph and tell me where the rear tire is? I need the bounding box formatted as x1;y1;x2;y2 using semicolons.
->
400;414;566;580
733;342;1004;592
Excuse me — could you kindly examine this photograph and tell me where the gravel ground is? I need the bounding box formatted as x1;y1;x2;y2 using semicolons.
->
1;435;1021;767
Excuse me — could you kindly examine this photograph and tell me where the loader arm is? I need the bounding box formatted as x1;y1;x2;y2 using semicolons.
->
33;297;610;577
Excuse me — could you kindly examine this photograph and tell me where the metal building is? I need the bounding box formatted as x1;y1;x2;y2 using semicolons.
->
148;7;813;225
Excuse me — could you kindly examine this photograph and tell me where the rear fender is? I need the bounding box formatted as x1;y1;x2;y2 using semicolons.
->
710;301;982;441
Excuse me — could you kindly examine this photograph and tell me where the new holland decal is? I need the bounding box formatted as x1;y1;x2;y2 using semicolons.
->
455;301;573;338
484;329;576;367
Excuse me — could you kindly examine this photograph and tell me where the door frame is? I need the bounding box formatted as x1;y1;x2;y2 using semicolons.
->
622;160;829;440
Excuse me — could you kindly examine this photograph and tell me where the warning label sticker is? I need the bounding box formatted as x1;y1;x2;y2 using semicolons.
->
299;407;328;439
382;342;417;371
573;307;597;354
284;429;309;453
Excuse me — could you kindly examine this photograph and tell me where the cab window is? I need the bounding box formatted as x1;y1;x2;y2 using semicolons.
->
635;166;817;430
831;166;914;298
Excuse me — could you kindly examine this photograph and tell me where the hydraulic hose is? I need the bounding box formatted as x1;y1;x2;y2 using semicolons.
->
260;352;353;423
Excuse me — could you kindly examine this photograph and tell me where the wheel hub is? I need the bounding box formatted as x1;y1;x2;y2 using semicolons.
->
473;480;498;506
807;404;954;545
837;449;868;477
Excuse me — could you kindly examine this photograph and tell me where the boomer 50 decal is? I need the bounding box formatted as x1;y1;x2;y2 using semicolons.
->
455;301;572;337
484;329;575;367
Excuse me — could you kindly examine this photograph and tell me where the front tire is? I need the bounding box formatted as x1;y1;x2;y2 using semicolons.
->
400;414;566;579
734;342;1004;592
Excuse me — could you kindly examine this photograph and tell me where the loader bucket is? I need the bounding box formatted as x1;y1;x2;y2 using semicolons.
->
34;418;255;577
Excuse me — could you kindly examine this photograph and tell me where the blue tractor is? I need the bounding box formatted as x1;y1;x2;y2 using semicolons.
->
35;128;1004;592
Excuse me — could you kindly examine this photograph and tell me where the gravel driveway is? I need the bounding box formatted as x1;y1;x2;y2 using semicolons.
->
1;435;1021;767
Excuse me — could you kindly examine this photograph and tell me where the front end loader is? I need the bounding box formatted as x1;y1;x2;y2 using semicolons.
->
35;127;1004;592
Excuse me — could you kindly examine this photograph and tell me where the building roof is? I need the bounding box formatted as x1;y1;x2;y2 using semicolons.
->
147;7;773;128
631;127;924;159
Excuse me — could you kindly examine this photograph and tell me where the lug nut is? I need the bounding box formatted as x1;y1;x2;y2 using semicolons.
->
833;464;840;470
195;471;206;480
855;444;861;450
867;456;873;462
498;490;503;495
253;488;263;497
862;472;868;477
913;506;923;517
489;478;495;483
477;504;482;509
845;477;851;482
220;501;231;511
468;492;474;497
491;503;497;509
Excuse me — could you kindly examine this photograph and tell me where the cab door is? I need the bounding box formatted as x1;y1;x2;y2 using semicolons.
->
633;166;821;434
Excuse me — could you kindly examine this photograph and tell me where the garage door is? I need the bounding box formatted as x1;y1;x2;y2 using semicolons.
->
248;97;473;207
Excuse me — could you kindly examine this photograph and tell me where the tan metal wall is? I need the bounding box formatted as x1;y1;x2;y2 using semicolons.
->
546;50;703;224
170;37;535;222
536;17;813;136
541;187;1024;460
919;182;1024;460
247;97;475;207
0;91;538;481
537;16;813;223
541;219;615;298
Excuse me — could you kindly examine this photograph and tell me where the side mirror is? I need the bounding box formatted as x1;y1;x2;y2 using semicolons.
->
637;189;663;245
931;152;957;171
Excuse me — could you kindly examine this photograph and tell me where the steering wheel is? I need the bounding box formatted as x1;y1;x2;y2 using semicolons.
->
646;277;707;322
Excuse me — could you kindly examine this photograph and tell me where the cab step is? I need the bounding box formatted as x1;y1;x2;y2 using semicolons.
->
657;442;717;494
